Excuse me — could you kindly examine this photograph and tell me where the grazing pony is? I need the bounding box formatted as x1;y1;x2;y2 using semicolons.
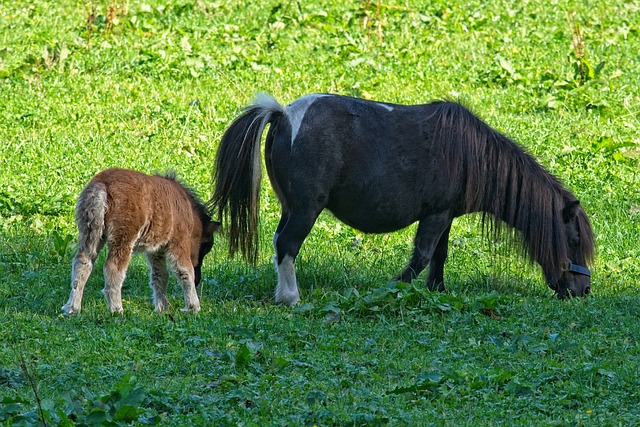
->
62;168;219;315
211;94;594;306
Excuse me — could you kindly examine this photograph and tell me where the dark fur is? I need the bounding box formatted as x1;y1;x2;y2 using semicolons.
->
211;94;594;301
429;101;594;280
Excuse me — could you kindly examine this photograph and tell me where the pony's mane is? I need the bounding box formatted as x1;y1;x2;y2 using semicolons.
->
159;171;212;225
430;101;594;276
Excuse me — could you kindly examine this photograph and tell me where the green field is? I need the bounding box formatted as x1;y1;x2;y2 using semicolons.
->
1;0;639;425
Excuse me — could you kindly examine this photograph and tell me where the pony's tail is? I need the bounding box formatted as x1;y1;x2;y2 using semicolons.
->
75;182;108;258
210;94;285;264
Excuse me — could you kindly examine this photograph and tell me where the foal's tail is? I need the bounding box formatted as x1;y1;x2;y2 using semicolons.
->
210;94;285;264
75;182;108;257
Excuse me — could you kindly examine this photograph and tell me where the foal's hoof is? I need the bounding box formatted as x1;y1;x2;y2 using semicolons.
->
61;304;80;316
181;304;201;313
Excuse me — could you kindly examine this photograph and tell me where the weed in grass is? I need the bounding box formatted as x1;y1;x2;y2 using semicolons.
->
1;0;639;424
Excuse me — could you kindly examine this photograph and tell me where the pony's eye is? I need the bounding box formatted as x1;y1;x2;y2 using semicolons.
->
570;234;580;247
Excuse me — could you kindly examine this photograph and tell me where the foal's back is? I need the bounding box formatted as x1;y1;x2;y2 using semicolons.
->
63;168;215;315
93;168;199;248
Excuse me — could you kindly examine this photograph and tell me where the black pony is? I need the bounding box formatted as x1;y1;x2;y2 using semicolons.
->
212;94;594;305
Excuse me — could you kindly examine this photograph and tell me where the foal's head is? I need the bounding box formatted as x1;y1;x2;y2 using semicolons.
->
191;218;220;286
177;177;221;286
549;200;594;299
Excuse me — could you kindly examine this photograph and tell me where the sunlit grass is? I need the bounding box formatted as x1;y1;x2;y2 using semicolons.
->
1;0;639;424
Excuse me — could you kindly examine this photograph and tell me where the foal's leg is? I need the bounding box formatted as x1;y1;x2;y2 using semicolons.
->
426;224;452;292
273;210;319;306
103;242;133;313
62;237;105;315
397;213;452;286
169;252;200;312
146;252;170;312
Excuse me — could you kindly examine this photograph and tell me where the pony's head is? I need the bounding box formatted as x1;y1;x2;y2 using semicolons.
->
192;220;221;285
548;200;594;299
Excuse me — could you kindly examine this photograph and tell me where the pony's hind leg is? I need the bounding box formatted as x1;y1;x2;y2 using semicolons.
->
64;181;108;315
397;213;452;288
103;243;133;313
62;237;105;315
146;252;170;312
272;210;289;265
62;251;97;315
273;210;318;306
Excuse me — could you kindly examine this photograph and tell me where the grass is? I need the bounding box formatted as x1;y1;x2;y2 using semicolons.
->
1;0;639;425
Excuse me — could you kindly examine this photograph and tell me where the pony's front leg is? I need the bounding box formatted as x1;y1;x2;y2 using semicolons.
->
397;213;452;288
171;259;200;313
146;252;170;312
62;251;95;315
425;224;452;292
273;211;317;306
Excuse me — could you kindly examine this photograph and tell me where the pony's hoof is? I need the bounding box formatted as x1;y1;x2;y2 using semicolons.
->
61;305;80;316
154;301;169;313
181;305;201;313
275;292;301;307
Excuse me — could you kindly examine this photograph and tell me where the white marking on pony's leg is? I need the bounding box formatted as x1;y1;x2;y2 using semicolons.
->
146;252;169;312
103;259;126;314
62;252;94;315
102;245;133;314
285;94;329;145
171;259;200;313
275;255;300;306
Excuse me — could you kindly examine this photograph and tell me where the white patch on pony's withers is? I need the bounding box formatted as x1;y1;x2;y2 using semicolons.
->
377;102;394;112
285;94;329;145
274;255;300;306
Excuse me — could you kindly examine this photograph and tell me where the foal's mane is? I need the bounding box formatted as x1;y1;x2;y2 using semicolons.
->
159;171;212;224
429;101;594;276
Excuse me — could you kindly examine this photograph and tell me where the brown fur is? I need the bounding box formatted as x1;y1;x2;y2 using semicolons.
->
62;168;219;315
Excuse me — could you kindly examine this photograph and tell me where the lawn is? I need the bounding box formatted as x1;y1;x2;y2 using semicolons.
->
1;0;639;425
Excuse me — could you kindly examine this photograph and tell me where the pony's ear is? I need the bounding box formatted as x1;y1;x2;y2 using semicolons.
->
562;200;581;223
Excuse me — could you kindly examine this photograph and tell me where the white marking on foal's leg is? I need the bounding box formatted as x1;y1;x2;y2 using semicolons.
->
274;255;300;306
103;260;126;314
172;260;200;313
146;253;170;312
62;252;94;315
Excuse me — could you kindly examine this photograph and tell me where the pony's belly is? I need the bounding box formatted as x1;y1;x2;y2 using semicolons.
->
133;242;165;254
327;206;416;234
325;182;427;233
133;231;168;254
